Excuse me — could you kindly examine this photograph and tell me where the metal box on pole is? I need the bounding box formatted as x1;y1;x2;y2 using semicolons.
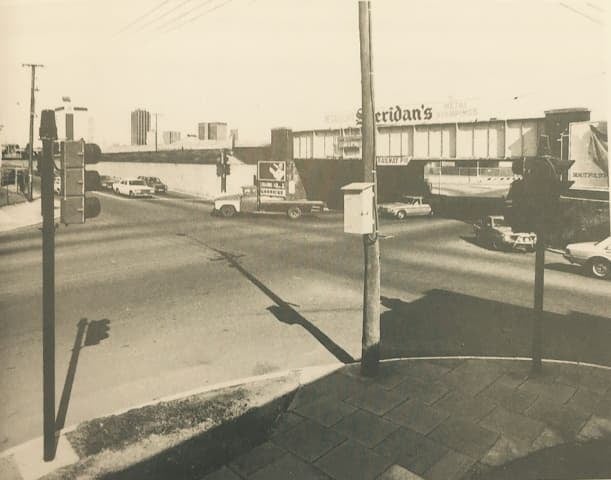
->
341;182;374;234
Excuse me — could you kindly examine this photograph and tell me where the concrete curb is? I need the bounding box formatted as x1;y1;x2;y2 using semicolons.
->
0;363;342;480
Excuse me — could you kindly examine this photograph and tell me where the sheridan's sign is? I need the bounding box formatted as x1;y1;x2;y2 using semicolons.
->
357;105;433;125
353;99;478;126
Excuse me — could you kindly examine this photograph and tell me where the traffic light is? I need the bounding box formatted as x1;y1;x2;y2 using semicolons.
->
60;139;101;224
216;159;223;177
225;163;231;176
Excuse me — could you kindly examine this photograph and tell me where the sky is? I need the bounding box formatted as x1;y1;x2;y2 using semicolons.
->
0;0;609;149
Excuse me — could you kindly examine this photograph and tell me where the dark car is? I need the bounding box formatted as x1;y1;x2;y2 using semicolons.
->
138;176;167;194
100;175;120;190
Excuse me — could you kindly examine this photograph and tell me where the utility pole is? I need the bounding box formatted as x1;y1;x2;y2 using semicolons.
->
358;1;380;376
23;63;44;202
532;228;545;371
39;109;57;461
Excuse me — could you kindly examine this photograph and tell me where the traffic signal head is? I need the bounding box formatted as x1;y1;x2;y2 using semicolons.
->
216;160;223;177
225;163;231;175
60;140;101;224
84;318;110;346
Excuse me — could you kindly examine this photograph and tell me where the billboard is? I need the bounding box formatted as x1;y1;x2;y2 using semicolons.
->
258;161;286;198
569;121;608;191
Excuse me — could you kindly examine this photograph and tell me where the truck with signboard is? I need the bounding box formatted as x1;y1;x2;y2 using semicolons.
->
212;160;325;219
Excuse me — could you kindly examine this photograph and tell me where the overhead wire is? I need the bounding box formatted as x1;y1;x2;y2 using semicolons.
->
135;0;200;32
154;0;217;32
559;2;604;25
115;0;172;35
161;0;235;34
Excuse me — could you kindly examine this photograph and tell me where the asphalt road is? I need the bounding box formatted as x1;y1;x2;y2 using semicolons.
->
1;190;609;450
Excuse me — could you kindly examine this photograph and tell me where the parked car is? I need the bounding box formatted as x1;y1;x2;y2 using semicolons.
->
138;176;167;194
113;178;153;198
473;215;536;252
100;175;120;190
563;236;610;279
379;195;433;219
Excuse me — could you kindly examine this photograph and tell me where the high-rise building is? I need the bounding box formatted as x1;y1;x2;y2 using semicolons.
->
131;109;151;145
198;122;227;140
163;131;181;144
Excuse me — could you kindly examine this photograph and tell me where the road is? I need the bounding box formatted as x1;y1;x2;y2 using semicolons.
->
1;190;610;450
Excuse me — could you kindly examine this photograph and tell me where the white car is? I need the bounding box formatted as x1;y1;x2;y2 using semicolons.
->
379;195;433;219
113;178;153;198
563;236;611;279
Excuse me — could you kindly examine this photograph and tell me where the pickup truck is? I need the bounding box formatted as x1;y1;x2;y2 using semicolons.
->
213;185;325;220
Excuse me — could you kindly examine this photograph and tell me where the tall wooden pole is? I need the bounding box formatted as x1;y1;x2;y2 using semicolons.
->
532;229;545;371
359;1;380;376
23;63;43;201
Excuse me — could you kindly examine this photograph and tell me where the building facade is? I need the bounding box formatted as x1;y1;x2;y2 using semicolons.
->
131;109;151;146
198;122;228;141
163;131;181;145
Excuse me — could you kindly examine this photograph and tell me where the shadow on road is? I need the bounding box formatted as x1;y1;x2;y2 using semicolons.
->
208;245;355;364
380;290;611;366
54;318;111;455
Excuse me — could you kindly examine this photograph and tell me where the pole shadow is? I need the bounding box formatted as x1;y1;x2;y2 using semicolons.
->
53;318;111;455
208;245;355;364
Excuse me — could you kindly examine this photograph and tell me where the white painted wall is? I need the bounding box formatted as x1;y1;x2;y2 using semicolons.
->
96;162;256;199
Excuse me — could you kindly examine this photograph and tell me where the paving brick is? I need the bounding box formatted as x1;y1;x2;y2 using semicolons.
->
524;398;589;440
271;418;346;462
391;376;449;405
553;364;611;396
272;411;305;435
293;396;356;427
425;449;476;480
428;417;499;459
201;466;243;480
577;415;611;441
308;371;372;401
384;398;449;435
371;363;418;390
479;406;545;444
441;360;505;395
248;452;330;480
315;440;393;480
229;442;287;477
432;390;496;421
477;380;538;413
493;370;529;390
517;377;576;404
531;427;564;452
374;428;448;475
333;409;399;447
401;361;454;382
565;386;605;416
479;435;533;467
377;464;424;480
346;384;409;416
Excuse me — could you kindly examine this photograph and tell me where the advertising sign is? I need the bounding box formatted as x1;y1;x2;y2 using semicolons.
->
258;161;287;198
569;121;608;191
376;155;411;166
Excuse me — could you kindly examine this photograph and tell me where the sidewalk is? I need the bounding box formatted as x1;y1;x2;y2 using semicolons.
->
1;357;610;480
0;196;59;233
205;358;611;480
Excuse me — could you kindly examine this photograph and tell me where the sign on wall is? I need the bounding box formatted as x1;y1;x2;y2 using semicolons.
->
569;121;608;192
258;161;287;198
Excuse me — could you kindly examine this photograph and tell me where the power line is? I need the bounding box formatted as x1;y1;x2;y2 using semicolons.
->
116;0;172;35
559;2;604;25
162;0;235;34
155;0;216;32
136;0;199;32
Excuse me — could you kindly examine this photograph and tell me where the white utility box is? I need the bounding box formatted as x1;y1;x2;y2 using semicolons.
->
341;182;374;234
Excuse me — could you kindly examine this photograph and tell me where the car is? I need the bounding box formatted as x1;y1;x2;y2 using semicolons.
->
138;176;167;194
54;176;61;195
563;236;610;279
378;195;433;219
113;178;153;198
473;215;536;251
100;175;120;190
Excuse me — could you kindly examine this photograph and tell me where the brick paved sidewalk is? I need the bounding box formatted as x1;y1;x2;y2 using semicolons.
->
204;358;611;480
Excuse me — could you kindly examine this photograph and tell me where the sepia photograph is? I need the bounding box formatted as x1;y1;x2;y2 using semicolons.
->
0;0;610;478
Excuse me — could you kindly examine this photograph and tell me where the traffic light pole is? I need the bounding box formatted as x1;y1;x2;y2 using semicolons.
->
359;0;380;377
532;229;545;372
40;111;57;461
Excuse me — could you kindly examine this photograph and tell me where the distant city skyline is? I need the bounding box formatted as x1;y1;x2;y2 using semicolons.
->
1;1;609;149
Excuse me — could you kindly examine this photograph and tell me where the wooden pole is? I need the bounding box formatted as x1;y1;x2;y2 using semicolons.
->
359;1;380;376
